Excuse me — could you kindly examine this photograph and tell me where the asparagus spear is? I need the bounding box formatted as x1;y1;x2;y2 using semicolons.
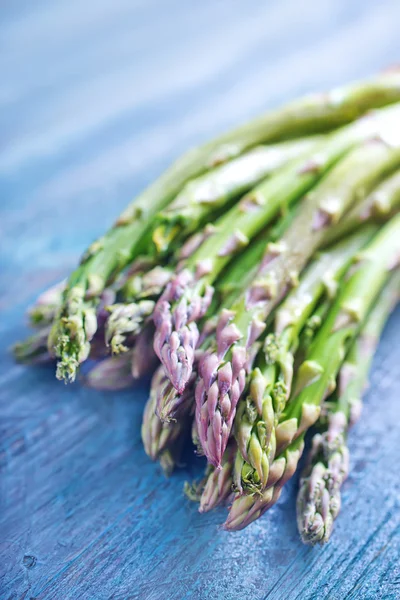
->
215;238;268;304
184;442;236;512
50;74;400;383
225;214;400;529
130;324;159;379
105;300;155;354
103;221;267;362
323;168;400;245
153;366;197;423
83;351;135;391
15;288;116;366
224;436;305;531
85;323;159;390
141;369;188;468
297;272;399;545
13;326;53;365
291;297;335;378
154;105;400;396
233;226;377;494
216;207;299;305
152;136;321;254
104;263;173;354
195;137;400;469
28;280;66;327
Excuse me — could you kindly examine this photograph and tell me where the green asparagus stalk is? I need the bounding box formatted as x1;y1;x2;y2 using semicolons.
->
152;136;321;254
323;168;400;245
297;272;400;545
224;214;400;530
16;261;163;371
216;208;298;306
233;225;377;494
51;74;400;383
216;238;268;303
195;134;400;469
298;301;332;355
245;139;400;316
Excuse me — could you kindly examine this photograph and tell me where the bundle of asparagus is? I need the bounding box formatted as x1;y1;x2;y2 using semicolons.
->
15;70;400;545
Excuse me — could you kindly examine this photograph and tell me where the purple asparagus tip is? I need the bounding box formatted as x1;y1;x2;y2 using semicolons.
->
195;310;247;468
297;412;349;545
153;269;213;393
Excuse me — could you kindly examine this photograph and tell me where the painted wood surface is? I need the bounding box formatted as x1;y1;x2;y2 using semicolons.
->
1;1;400;598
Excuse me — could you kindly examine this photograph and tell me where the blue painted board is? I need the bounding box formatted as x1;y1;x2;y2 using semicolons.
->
1;1;400;598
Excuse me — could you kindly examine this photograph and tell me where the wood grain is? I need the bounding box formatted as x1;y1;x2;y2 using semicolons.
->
1;1;400;598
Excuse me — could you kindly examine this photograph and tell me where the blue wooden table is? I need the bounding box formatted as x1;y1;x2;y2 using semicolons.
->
1;1;400;598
